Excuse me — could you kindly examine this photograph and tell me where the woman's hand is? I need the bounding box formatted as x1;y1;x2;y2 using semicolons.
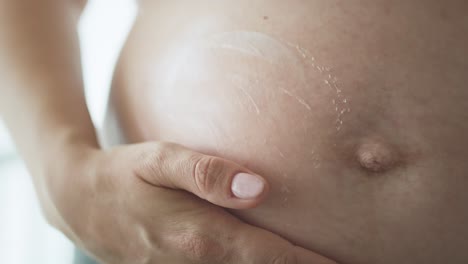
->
51;141;336;264
0;1;334;263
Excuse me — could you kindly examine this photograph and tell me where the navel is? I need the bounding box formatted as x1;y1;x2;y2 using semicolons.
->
356;140;400;173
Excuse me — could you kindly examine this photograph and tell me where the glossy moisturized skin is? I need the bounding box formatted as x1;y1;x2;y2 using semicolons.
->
106;1;468;263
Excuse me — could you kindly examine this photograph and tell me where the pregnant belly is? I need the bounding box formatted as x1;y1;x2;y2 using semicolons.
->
106;1;468;263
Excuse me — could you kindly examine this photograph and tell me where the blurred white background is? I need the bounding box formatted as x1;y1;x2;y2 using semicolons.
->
0;1;136;263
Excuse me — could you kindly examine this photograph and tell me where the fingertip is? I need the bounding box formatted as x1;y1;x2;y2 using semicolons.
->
228;172;269;208
207;174;269;210
231;172;266;199
188;152;271;210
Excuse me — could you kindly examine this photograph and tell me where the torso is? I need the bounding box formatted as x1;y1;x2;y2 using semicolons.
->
106;1;468;263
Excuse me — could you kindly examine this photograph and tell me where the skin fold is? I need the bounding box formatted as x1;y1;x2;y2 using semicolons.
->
109;0;468;263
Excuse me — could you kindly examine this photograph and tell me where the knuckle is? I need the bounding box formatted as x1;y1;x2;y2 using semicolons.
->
270;250;298;264
173;232;223;263
192;155;225;196
133;143;171;182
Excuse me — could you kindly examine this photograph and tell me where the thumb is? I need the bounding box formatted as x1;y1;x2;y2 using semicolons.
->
131;141;270;209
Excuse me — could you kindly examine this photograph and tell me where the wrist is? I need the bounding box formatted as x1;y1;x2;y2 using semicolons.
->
40;124;100;177
17;119;100;180
39;135;100;239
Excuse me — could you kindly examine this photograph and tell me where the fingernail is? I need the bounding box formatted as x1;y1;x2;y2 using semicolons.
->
231;173;265;199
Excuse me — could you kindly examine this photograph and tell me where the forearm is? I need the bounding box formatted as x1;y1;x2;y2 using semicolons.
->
0;0;95;233
0;0;96;172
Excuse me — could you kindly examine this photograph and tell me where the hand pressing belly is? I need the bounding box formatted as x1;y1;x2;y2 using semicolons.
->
109;3;468;263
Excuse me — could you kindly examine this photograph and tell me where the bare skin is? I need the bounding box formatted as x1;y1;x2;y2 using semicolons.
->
110;0;468;264
0;0;336;263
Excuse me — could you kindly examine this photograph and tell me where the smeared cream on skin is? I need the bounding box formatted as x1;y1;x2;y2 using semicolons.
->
281;87;312;111
206;31;299;65
161;30;354;207
206;31;311;115
166;30;351;123
163;31;305;117
285;41;352;132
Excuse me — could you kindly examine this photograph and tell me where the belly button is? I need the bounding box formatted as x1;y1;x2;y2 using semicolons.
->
356;140;400;173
